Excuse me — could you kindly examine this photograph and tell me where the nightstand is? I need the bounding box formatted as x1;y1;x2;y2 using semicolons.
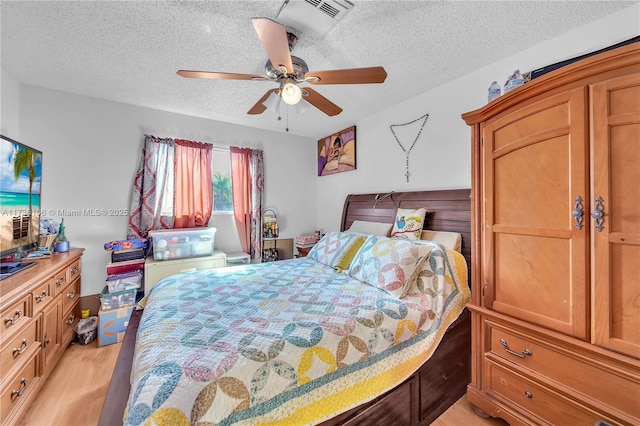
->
296;245;313;257
144;250;226;294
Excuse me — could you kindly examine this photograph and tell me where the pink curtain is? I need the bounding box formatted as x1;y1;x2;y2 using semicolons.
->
127;135;175;238
128;135;213;239
174;139;213;228
230;147;264;260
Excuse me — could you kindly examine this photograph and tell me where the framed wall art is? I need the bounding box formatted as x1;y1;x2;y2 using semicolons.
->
317;125;356;176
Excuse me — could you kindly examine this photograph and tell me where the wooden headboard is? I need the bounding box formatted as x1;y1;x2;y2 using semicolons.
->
340;188;472;284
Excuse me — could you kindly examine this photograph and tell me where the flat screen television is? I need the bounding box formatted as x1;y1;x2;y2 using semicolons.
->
0;135;42;279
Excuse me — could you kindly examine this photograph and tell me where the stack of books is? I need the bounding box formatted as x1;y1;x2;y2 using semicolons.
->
295;235;318;249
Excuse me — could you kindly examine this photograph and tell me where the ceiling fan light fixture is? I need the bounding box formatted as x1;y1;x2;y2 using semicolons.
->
281;82;302;105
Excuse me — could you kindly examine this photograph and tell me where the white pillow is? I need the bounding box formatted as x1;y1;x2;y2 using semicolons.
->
347;220;393;236
420;230;462;252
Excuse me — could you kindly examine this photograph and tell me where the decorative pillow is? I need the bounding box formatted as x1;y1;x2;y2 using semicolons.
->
420;230;462;252
390;208;427;240
347;220;393;236
307;231;367;271
347;235;433;298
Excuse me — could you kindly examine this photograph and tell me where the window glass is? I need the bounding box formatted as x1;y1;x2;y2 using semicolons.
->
212;148;232;212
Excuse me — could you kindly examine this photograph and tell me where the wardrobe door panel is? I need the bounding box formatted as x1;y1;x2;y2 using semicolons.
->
482;89;589;339
591;74;640;358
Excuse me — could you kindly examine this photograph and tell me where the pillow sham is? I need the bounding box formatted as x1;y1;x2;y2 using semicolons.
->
347;235;433;298
390;208;427;240
347;220;393;237
307;231;367;271
420;229;462;252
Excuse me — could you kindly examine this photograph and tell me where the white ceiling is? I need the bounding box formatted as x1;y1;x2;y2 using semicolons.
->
1;1;636;139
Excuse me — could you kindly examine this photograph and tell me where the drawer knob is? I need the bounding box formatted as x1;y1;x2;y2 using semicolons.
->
4;310;22;326
11;378;27;399
12;339;29;357
66;314;76;325
524;390;533;399
56;277;65;286
67;290;76;299
500;339;532;358
71;266;79;275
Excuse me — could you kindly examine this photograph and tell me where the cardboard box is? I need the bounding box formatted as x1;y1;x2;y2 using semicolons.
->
98;306;134;347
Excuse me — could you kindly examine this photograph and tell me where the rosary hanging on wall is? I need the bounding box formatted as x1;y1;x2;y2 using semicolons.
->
389;112;429;182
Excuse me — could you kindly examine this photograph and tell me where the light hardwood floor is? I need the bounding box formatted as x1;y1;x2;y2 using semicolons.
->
19;341;509;425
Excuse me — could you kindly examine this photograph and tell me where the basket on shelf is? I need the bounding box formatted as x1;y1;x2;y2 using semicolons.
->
39;234;58;250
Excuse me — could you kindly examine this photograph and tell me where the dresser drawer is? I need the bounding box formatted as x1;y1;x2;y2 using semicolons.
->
485;361;608;425
61;303;80;345
1;295;31;340
52;268;67;291
487;320;640;419
31;279;54;313
0;351;39;425
0;317;38;377
67;258;81;284
61;278;81;315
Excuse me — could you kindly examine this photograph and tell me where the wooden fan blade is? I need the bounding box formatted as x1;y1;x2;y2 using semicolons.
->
251;17;293;74
301;87;343;116
247;89;278;115
306;66;387;85
177;70;269;81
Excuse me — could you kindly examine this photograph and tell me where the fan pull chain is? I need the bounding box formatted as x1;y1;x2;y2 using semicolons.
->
390;113;429;182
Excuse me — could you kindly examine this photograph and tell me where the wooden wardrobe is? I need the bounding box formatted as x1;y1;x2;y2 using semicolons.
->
462;43;639;425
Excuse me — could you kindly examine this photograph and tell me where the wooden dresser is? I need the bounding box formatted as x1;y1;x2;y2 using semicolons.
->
462;43;639;425
0;248;83;426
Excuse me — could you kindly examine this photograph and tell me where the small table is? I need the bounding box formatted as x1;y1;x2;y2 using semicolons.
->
295;243;316;257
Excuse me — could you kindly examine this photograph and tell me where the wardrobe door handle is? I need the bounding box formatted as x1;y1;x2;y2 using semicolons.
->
572;196;584;230
592;196;605;232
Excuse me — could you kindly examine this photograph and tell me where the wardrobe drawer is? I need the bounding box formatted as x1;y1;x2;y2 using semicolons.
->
0;351;38;426
0;317;38;376
1;295;31;340
485;361;606;425
487;321;640;418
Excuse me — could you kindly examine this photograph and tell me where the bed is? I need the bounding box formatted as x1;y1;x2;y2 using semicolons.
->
99;188;472;426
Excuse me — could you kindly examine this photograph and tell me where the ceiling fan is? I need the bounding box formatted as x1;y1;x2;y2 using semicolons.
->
177;17;387;117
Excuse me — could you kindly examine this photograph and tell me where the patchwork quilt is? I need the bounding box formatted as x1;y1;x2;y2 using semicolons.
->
124;243;470;425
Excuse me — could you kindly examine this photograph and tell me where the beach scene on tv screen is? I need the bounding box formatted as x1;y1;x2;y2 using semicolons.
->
1;137;42;253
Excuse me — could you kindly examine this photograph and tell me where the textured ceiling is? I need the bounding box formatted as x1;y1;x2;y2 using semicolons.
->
1;1;636;139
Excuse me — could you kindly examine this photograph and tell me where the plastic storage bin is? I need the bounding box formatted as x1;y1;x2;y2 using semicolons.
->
100;285;137;311
106;270;143;293
149;227;216;261
226;252;250;266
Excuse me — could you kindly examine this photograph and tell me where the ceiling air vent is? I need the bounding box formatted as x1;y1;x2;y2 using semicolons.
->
276;0;355;38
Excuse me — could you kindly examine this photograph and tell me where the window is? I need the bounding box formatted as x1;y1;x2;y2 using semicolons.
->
212;148;232;212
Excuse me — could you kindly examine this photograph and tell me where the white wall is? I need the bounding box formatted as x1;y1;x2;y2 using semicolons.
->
18;87;317;295
1;68;20;138
314;3;640;233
